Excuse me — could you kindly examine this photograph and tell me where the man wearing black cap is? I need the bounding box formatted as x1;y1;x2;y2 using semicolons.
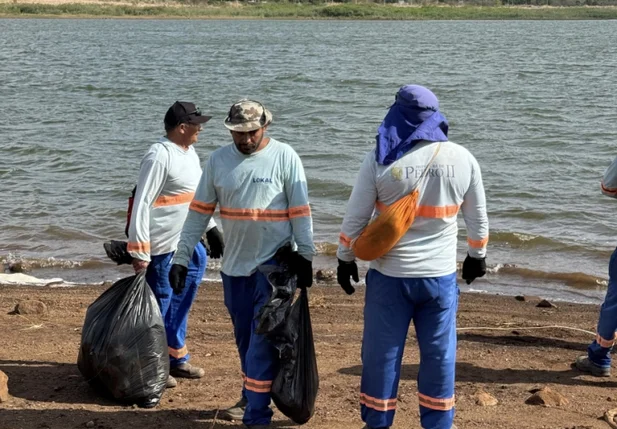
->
127;101;225;388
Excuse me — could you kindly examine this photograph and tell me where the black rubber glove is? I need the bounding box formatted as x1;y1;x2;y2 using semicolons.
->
169;264;188;295
103;240;133;265
206;227;224;259
462;254;487;285
337;259;359;295
293;254;313;289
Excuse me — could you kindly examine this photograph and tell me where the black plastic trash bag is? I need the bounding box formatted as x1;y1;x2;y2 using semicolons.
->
255;264;297;339
256;263;319;424
255;243;298;340
77;272;169;408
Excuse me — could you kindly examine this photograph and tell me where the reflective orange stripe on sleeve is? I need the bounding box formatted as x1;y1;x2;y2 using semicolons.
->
244;377;272;393
154;192;195;208
339;233;352;248
360;393;397;412
468;236;489;248
168;345;188;359
220;207;290;222
190;200;217;215
417;392;455;411
127;241;150;253
289;204;311;219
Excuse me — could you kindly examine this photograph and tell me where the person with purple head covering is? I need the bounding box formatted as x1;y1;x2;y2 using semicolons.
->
375;84;448;166
336;85;489;429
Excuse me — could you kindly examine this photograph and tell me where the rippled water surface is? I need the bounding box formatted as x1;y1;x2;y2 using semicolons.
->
1;19;617;302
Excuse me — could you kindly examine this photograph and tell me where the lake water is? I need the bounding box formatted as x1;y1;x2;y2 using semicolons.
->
1;18;616;303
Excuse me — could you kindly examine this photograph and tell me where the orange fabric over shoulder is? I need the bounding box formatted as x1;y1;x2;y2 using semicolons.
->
351;143;441;261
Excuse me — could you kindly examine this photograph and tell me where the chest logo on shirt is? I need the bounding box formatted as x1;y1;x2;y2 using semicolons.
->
252;177;273;184
391;167;404;181
391;164;456;181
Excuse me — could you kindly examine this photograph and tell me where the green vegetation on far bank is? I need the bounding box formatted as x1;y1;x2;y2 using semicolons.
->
2;2;617;19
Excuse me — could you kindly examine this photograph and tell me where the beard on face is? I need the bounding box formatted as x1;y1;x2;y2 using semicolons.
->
235;133;263;154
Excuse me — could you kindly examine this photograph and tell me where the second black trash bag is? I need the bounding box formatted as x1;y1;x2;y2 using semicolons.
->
77;272;169;408
256;264;319;425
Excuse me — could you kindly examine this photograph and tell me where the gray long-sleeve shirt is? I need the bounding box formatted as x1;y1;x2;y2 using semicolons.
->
337;140;489;278
174;138;315;276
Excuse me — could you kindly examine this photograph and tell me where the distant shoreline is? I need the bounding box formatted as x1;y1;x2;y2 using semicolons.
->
2;2;617;20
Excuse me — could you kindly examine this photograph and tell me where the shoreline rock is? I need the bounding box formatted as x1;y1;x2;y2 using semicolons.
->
525;387;568;407
13;300;48;315
0;370;9;403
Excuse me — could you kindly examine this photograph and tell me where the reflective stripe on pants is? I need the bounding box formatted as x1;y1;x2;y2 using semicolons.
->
361;269;458;429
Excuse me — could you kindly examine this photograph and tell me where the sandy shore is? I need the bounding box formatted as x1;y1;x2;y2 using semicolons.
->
1;281;616;429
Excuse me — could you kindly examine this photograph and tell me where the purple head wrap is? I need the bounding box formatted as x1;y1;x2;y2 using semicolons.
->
376;84;449;165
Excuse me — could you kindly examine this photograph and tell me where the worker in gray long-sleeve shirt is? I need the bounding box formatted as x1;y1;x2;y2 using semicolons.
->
574;155;617;377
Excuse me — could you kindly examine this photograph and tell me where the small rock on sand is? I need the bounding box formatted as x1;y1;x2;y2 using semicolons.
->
14;300;48;315
536;299;557;308
473;390;499;406
0;370;9;403
525;387;568;406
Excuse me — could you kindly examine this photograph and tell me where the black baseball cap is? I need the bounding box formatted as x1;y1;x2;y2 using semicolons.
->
164;101;212;129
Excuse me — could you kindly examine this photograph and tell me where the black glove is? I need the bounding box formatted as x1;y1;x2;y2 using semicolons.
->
293;254;313;289
169;264;188;295
462;254;487;285
337;259;359;295
103;240;133;265
206;227;225;259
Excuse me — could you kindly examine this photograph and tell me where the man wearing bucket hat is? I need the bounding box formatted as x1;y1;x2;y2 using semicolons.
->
336;85;489;429
126;101;225;388
169;99;315;428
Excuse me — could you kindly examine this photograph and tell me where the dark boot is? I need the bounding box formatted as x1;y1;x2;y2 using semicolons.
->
220;397;248;421
166;375;178;388
574;355;611;377
169;363;205;379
